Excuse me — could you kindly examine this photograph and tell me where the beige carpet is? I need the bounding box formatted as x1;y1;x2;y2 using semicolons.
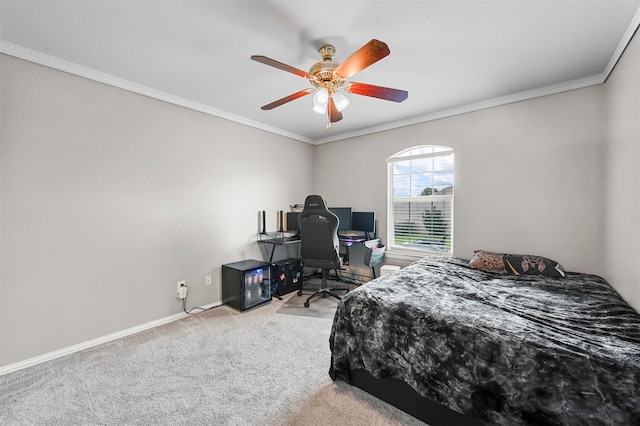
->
275;281;351;320
0;292;426;425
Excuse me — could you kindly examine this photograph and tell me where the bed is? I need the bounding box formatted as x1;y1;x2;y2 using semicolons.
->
329;255;640;425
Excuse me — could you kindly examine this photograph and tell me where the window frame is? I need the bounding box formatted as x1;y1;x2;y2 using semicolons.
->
386;145;454;258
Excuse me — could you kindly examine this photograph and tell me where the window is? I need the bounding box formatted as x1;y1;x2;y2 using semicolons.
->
387;145;454;255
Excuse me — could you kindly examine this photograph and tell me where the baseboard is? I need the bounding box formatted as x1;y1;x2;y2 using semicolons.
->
0;302;222;376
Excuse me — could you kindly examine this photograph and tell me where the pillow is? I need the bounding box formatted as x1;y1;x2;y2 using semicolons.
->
469;250;566;278
503;254;565;278
468;250;508;274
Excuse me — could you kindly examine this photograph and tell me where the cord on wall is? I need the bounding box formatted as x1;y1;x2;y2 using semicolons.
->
180;285;220;315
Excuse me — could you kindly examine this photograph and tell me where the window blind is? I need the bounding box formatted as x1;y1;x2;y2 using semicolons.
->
387;146;454;254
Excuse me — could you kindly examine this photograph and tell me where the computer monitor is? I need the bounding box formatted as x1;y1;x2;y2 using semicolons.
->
286;212;300;231
352;211;376;233
328;207;352;231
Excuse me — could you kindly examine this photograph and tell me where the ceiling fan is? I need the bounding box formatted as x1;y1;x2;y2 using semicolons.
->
251;39;408;129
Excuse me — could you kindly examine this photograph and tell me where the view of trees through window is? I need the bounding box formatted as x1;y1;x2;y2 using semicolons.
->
388;146;454;253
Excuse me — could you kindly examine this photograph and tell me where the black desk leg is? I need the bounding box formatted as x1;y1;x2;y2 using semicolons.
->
268;244;277;263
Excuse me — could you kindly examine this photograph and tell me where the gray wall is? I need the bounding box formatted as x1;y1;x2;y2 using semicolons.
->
0;55;315;366
604;32;640;312
316;33;640;313
3;30;640;367
316;86;605;276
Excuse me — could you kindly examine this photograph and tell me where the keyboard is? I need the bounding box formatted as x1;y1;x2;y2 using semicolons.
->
259;235;300;244
338;230;366;238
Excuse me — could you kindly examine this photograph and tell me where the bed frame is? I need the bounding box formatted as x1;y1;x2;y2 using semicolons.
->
349;368;482;425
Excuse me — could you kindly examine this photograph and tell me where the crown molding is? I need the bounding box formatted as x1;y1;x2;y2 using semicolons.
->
604;4;640;77
0;40;314;144
313;73;606;144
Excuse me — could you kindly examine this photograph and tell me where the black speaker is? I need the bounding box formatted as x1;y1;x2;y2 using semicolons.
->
272;258;303;296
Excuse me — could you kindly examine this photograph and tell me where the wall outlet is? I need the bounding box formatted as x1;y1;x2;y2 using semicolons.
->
178;286;188;299
177;280;186;297
205;274;212;286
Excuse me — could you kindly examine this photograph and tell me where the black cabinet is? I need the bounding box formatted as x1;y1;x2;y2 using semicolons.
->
222;260;272;311
272;258;303;296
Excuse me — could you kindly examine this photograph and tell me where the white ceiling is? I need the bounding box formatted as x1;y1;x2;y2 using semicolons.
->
2;1;639;144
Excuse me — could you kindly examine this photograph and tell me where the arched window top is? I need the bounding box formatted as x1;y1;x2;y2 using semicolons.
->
387;145;453;161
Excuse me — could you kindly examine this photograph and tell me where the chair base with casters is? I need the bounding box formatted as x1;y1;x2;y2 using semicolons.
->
302;268;349;308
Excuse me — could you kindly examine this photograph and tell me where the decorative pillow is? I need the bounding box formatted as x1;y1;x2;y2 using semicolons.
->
468;250;508;274
469;250;566;278
504;254;565;278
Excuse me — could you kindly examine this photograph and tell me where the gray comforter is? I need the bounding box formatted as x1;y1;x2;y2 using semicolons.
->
329;256;640;425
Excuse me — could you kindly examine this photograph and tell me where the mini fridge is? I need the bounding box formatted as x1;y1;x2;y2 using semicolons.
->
222;259;272;311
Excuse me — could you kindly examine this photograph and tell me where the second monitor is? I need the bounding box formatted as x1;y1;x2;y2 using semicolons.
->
328;207;352;230
329;208;376;234
352;211;376;234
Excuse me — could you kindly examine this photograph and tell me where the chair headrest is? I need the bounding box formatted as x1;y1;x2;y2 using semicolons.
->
302;194;328;212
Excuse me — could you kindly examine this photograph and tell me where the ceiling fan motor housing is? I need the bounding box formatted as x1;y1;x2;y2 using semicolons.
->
309;45;345;91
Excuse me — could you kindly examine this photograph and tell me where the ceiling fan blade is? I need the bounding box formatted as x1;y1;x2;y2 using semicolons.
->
334;39;391;79
260;88;314;110
328;96;343;123
344;82;408;102
251;55;313;79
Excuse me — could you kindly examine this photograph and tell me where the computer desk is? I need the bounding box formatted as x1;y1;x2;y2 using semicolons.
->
257;233;367;264
257;233;301;263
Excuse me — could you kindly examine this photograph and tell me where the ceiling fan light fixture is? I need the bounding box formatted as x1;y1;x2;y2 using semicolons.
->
333;91;350;112
312;88;329;114
312;103;327;114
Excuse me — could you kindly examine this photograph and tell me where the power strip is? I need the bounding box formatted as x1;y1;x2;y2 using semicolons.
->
178;286;188;299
